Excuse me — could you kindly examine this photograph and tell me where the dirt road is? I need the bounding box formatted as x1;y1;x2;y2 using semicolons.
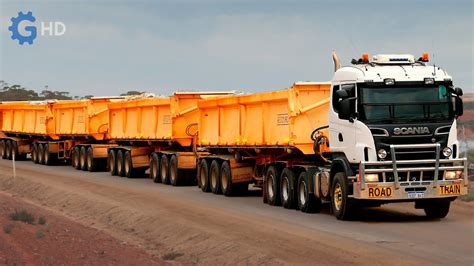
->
0;160;473;265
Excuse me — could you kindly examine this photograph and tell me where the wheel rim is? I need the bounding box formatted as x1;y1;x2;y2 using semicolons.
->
109;154;115;172
32;147;37;161
80;150;85;167
200;165;206;186
125;158;129;173
333;183;343;211
117;156;122;172
299;181;307;205
282;177;289;202
170;161;177;183
44;147;48;163
161;159;167;181
150;159;156;178
74;150;80;167
267;174;274;199
211;167;217;189
221;169;228;190
87;151;92;169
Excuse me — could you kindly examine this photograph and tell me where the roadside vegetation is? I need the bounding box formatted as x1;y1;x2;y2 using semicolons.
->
3;208;50;237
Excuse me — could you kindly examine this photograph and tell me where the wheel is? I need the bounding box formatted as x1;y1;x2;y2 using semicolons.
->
31;143;38;163
80;146;87;171
0;140;5;159
108;150;117;176
423;199;450;219
220;161;234;196
168;155;180;186
265;166;280;206
116;150;125;177
86;147;97;172
331;172;355;220
160;155;170;184
43;143;52;165
72;146;81;169
5;140;12;160
11;141;20;160
150;153;161;183
209;160;221;194
297;171;321;213
37;143;45;164
199;159;210;192
280;168;297;209
124;151;134;178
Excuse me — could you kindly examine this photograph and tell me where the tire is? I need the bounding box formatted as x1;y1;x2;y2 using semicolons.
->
199;159;210;192
160;155;170;184
331;172;355;220
72;146;81;170
169;155;180;186
210;160;221;194
80;146;87;171
220;161;235;196
108;150;117;176
265;166;281;206
116;150;125;177
150;153;161;183
31;144;38;163
423;199;450;219
297;171;322;213
11;141;19;160
124;151;133;178
5;140;12;160
280;168;297;209
37;143;45;165
43;143;52;165
0;140;5;159
86;147;97;172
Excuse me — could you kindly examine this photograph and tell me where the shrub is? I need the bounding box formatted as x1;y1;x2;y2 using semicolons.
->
3;224;14;234
9;209;35;224
35;229;45;239
38;216;46;225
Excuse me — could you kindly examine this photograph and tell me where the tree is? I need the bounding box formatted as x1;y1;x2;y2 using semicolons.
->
0;82;75;101
120;90;142;96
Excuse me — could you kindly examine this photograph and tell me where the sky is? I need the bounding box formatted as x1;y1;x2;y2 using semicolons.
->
0;0;473;97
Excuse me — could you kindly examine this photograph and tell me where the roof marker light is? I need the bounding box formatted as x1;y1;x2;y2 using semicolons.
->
384;78;395;85
424;78;435;85
361;53;369;63
421;52;429;62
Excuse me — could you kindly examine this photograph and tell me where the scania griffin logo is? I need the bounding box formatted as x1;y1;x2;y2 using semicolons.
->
393;127;430;135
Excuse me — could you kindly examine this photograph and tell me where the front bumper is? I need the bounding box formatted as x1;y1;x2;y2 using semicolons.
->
353;144;468;201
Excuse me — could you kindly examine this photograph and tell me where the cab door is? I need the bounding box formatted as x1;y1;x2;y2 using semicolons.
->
328;82;357;163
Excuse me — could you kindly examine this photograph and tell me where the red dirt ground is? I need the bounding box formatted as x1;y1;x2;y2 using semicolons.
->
0;191;166;265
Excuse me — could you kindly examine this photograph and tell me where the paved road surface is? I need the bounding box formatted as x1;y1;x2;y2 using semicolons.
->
0;160;472;265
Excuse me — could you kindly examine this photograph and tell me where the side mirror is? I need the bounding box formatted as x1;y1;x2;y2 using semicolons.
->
455;97;463;117
336;89;348;98
338;98;355;121
454;87;463;96
341;84;356;93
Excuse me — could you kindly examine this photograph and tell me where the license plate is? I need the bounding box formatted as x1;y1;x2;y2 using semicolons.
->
368;186;393;198
407;192;425;199
439;184;462;195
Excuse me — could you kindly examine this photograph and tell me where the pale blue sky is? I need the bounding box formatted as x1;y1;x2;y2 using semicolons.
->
1;0;473;96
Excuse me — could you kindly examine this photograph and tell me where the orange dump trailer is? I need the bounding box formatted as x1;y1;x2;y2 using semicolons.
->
198;82;331;154
195;82;331;196
106;92;234;181
0;101;55;159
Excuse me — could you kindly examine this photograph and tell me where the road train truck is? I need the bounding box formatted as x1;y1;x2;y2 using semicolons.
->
192;52;467;220
0;52;468;220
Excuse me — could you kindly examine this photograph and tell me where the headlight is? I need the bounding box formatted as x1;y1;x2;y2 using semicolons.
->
377;149;387;159
442;147;452;158
445;170;463;180
364;174;379;182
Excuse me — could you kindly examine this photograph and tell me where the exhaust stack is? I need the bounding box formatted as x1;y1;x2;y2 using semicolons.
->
332;51;341;72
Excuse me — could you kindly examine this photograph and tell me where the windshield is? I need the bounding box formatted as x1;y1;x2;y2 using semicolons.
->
360;85;452;124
